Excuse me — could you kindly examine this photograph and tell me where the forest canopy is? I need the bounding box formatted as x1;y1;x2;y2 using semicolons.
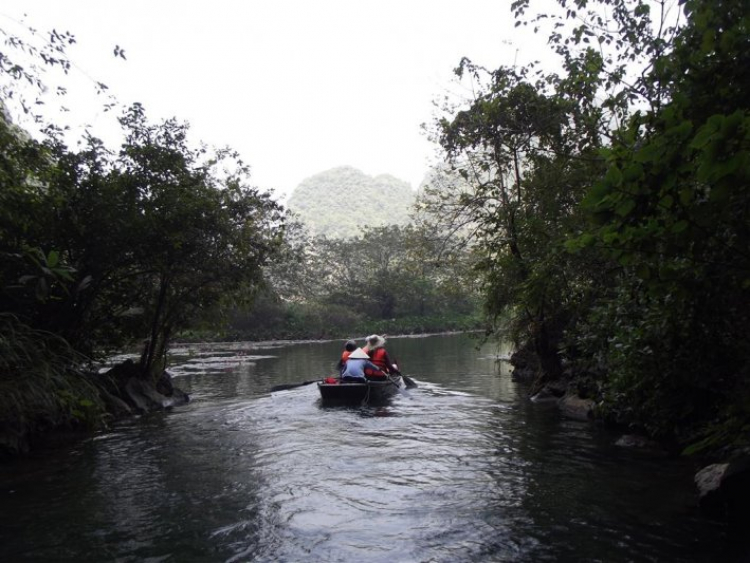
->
419;0;750;452
0;24;285;448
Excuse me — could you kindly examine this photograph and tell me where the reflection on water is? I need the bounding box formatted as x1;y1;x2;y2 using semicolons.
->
0;334;725;562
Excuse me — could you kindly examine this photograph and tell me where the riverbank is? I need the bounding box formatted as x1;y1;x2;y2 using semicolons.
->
0;360;189;460
177;313;484;343
509;341;750;550
2;327;483;460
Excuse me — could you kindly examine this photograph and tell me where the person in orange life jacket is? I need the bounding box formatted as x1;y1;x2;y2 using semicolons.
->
337;339;357;375
364;334;396;377
340;348;385;382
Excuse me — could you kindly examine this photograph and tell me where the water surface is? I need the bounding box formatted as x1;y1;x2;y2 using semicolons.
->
0;334;725;561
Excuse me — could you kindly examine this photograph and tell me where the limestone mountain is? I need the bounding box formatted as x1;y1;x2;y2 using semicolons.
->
287;166;415;238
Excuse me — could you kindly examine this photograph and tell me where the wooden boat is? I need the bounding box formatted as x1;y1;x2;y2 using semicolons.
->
318;375;404;405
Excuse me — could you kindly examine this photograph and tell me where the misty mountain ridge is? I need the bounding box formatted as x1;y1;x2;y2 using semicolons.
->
287;166;415;239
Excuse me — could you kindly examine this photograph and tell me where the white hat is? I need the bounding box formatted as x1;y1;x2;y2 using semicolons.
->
348;348;370;360
367;334;386;349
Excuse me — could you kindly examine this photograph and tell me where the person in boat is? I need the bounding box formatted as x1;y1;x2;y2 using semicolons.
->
337;339;357;374
340;348;386;382
364;334;397;376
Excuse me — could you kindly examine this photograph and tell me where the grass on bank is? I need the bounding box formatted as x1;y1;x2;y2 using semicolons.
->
0;314;104;456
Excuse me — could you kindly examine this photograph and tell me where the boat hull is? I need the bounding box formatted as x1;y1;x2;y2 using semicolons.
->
318;376;403;405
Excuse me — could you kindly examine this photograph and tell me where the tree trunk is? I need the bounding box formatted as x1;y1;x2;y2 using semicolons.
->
529;320;564;396
141;274;170;381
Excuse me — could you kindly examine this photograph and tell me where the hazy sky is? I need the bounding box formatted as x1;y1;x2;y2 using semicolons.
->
1;1;553;201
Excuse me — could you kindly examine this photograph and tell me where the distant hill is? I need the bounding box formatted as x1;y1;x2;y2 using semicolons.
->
286;166;415;239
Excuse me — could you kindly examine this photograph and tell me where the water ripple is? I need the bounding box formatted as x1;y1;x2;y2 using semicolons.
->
0;335;725;562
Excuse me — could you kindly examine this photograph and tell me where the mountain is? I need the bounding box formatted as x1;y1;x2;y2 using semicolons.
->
286;166;415;238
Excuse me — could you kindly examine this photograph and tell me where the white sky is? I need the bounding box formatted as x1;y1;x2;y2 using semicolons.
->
1;1;555;201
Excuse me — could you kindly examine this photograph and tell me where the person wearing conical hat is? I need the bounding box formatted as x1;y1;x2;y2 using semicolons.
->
341;348;385;382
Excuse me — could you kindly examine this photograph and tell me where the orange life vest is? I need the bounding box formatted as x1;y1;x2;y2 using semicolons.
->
368;347;389;372
341;350;352;363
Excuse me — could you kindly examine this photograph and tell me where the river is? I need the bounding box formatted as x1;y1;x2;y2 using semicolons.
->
0;333;726;562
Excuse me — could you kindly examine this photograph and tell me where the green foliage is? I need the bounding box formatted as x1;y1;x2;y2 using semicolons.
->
196;302;481;342
0;21;286;452
426;0;750;452
0;313;104;447
88;104;285;379
563;0;750;446
287;166;415;239
351;313;483;339
427;59;605;384
225;224;482;339
1;102;284;377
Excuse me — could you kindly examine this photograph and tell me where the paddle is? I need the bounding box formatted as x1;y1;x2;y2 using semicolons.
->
385;373;409;396
270;379;320;392
400;373;418;389
391;359;417;389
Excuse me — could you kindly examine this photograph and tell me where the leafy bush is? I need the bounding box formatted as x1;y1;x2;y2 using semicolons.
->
0;314;104;455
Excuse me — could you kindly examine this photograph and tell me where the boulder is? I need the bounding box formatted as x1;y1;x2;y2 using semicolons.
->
156;370;175;396
99;390;133;417
101;362;189;415
510;346;539;381
695;457;750;546
615;434;660;449
170;386;190;406
531;381;567;403
695;463;730;519
103;359;141;390
122;376;189;413
530;388;559;403
559;394;595;421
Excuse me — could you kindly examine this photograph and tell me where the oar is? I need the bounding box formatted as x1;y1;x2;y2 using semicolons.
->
385;372;410;396
391;359;417;389
400;373;418;389
270;379;320;392
392;370;417;389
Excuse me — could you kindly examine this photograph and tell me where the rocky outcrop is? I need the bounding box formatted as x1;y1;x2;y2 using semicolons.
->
103;360;189;414
615;434;661;449
695;457;750;540
122;374;189;412
531;379;568;402
0;361;190;459
695;463;730;518
559;394;596;421
99;390;133;417
510;346;540;381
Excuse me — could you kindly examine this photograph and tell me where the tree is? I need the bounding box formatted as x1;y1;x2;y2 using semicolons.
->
224;222;482;339
563;0;750;443
0;20;287;453
426;59;604;385
59;104;285;379
430;0;750;448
